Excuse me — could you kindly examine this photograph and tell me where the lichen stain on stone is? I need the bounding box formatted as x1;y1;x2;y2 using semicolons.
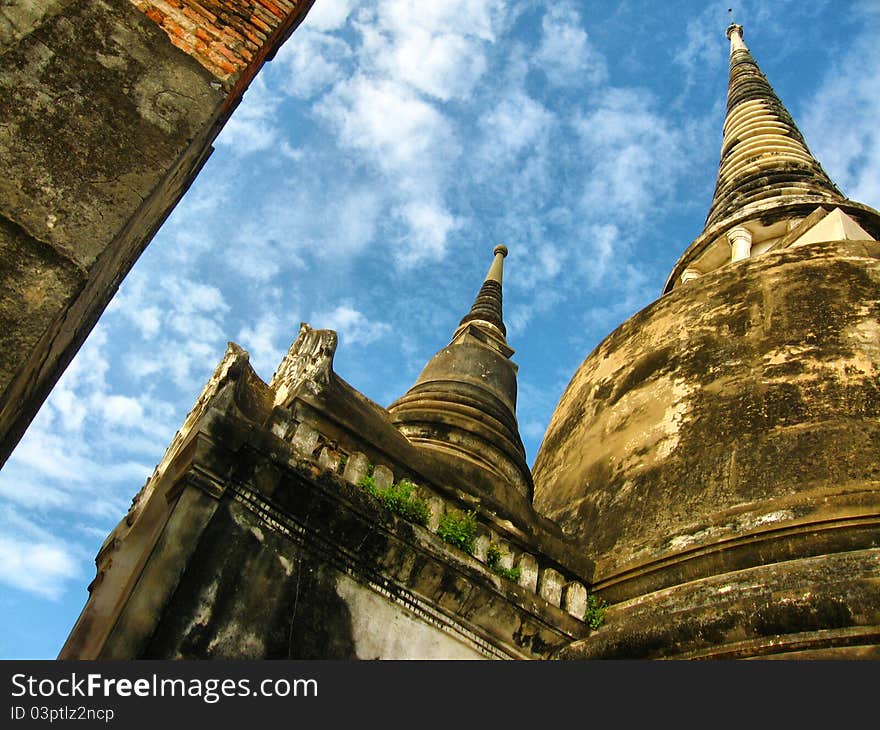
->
276;554;294;576
334;573;482;659
206;624;265;658
179;577;219;650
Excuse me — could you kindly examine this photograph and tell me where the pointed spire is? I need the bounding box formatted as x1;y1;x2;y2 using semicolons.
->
387;245;532;499
663;21;880;294
457;244;508;337
702;23;844;231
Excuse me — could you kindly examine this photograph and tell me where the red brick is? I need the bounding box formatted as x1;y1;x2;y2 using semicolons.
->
221;25;248;44
242;27;267;45
249;14;272;33
255;0;285;20
168;34;195;53
210;40;239;64
161;18;186;39
145;8;165;24
189;1;218;23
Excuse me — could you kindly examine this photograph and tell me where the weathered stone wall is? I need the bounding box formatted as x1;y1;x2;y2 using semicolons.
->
0;0;312;468
532;239;880;657
557;547;880;659
141;495;486;659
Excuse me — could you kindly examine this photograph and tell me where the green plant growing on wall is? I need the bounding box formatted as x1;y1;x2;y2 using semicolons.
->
436;510;478;555
486;543;503;568
485;543;521;582
357;475;431;527
378;479;431;526
338;454;348;471
584;593;607;630
357;473;379;498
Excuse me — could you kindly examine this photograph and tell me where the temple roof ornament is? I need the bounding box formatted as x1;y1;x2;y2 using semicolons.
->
456;244;509;337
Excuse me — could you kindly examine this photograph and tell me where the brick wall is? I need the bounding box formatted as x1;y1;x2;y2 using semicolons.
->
129;1;313;91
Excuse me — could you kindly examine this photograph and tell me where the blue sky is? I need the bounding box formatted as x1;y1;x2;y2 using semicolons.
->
1;0;879;659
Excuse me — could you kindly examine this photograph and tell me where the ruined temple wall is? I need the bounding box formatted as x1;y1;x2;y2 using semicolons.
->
138;493;486;660
0;0;313;467
61;341;590;660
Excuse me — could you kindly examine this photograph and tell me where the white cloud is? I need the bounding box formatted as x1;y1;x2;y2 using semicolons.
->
362;23;488;102
215;75;283;155
132;306;161;338
579;223;619;286
575;89;684;218
536;4;607;87
0;537;80;600
0;477;71;510
480;91;555;160
302;0;357;31
99;395;144;426
802;15;880;207
276;29;352;99
673;4;728;83
317;75;461;264
312;304;391;347
237;313;300;380
227;177;384;282
320;75;457;179
364;0;508;44
395;200;461;266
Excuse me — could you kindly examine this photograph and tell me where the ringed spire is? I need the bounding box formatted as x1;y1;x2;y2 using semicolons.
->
664;22;880;292
387;245;532;499
703;22;843;230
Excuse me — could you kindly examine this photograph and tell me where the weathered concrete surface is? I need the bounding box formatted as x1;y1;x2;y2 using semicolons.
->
533;240;880;651
0;0;313;468
141;495;485;659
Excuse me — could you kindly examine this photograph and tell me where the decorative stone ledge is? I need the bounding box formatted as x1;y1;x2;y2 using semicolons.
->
266;408;593;618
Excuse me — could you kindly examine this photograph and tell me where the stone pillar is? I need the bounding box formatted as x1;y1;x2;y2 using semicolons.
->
373;465;394;490
495;540;515;570
427;497;444;532
317;447;341;473
291;422;319;456
563;582;588;619
343;452;370;485
539;568;564;607
680;267;702;284
473;533;491;563
727;226;753;262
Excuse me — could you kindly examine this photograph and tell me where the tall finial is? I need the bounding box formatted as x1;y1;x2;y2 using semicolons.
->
725;12;746;53
663;9;851;293
486;244;508;284
388;241;531;499
457;245;509;337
